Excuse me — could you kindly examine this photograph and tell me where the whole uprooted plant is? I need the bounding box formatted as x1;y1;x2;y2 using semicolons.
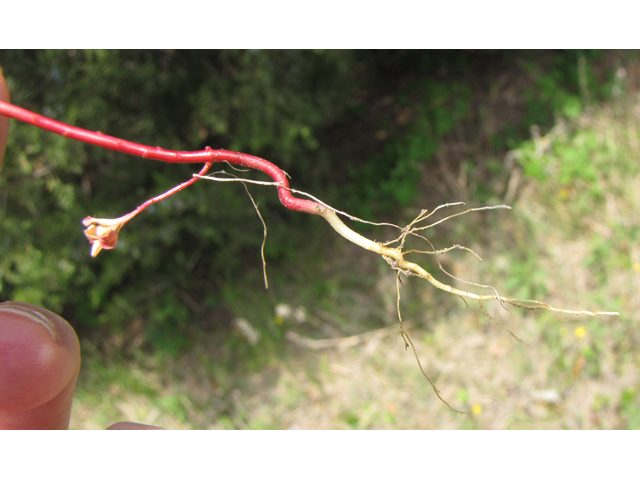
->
0;75;618;413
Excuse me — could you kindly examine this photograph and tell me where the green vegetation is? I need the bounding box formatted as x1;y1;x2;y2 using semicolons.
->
1;50;638;428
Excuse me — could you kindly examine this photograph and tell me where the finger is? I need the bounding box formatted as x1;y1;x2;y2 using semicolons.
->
0;66;11;173
0;302;81;429
106;421;165;430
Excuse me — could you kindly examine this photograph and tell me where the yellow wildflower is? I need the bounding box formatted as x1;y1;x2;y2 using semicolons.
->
471;404;482;416
558;188;570;200
574;326;587;338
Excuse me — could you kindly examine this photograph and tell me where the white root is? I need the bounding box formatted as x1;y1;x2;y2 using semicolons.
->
196;170;620;413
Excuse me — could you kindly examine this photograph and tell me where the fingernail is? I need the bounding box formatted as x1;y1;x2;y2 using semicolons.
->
0;302;57;340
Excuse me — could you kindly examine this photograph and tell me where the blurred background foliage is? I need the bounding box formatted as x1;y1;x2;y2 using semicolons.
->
1;50;638;428
0;50;604;333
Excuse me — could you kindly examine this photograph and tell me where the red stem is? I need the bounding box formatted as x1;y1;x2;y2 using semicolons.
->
0;100;322;215
131;160;214;216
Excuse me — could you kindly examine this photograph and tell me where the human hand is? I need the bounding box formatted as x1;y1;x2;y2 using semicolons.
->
0;301;164;429
0;302;80;429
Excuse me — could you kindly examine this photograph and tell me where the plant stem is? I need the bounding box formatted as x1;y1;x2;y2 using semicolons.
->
0;100;321;216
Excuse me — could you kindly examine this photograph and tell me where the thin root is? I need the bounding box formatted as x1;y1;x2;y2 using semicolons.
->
396;272;465;414
478;299;522;343
401;331;466;414
412;205;512;233
404;244;483;261
198;171;269;288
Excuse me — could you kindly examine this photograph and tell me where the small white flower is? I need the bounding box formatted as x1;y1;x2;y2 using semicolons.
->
275;303;292;319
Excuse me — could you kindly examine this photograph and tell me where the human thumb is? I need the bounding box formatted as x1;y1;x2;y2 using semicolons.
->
0;302;81;429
